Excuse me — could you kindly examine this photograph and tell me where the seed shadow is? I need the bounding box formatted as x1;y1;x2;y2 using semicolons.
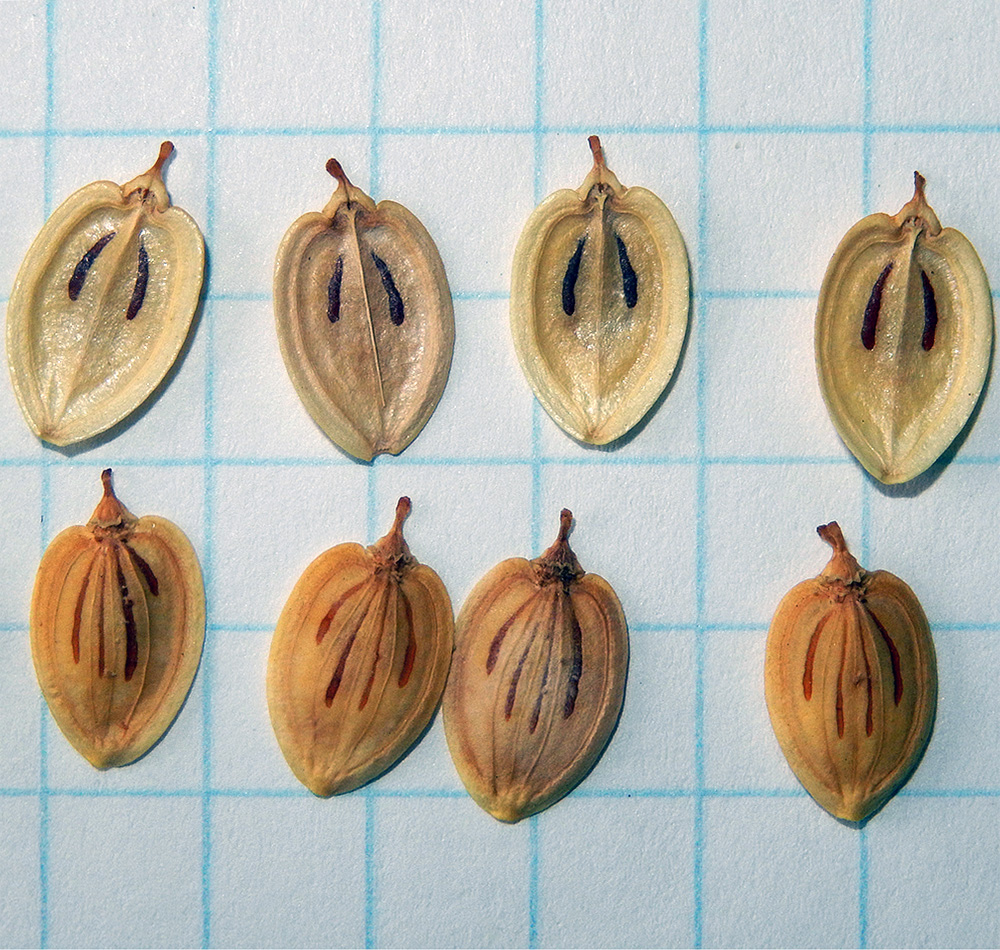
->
41;222;211;457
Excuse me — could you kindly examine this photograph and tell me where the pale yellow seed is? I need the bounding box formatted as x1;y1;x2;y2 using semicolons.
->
510;136;689;445
274;159;455;461
443;509;628;822
267;497;454;796
30;469;205;768
7;143;205;446
764;522;937;822
816;172;993;483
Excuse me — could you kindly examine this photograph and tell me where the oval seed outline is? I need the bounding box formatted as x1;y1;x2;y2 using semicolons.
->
443;509;628;822
511;136;690;445
274;159;455;461
268;497;454;796
30;469;205;768
765;522;937;822
816;172;993;484
7;142;205;446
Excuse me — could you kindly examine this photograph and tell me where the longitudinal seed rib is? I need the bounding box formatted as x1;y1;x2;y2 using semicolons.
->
124;544;159;596
322;580;382;705
868;608;902;704
30;469;205;768
114;552;139;681
317;578;369;644
267;496;454;796
398;593;416;688
765;521;937;821
443;508;628;822
801;611;829;701
565;606;583;717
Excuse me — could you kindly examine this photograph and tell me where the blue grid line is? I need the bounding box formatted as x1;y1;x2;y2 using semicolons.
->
365;793;376;948
9;121;1000;138
199;618;1000;635
861;0;875;215
857;4;876;945
859;828;870;947
365;4;385;945
529;0;546;565
23;450;1000;469
7;783;1000;801
36;1;57;944
14;286;1000;305
527;3;546;945
529;815;541;947
691;0;711;944
200;0;221;945
11;4;1000;949
17;449;1000;470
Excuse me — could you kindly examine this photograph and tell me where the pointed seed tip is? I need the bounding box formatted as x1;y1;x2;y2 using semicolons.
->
817;522;848;553
558;508;573;540
394;496;412;524
326;158;348;184
91;468;130;527
588;135;604;165
153;141;173;173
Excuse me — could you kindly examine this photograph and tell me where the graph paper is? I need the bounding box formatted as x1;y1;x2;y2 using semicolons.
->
2;0;1000;946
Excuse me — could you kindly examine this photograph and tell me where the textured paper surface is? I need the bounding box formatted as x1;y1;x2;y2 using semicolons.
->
2;0;1000;947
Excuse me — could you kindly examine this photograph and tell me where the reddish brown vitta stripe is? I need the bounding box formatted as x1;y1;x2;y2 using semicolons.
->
268;497;454;797
30;470;204;768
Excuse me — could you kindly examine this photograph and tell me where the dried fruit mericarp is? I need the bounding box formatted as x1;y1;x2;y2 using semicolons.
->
7;143;205;446
274;159;454;461
511;136;689;445
31;470;205;768
443;510;628;822
765;523;936;822
816;173;992;483
268;498;453;796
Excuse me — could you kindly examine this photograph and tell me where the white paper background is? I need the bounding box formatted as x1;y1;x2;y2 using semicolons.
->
2;0;1000;947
